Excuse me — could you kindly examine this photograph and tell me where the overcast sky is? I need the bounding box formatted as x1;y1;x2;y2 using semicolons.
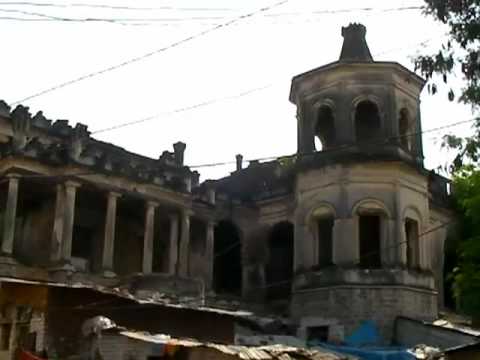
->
0;0;475;180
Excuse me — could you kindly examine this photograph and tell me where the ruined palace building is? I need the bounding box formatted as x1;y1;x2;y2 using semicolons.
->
0;24;453;346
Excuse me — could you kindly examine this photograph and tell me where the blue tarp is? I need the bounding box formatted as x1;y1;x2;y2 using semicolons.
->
344;321;381;347
308;321;414;359
313;343;415;360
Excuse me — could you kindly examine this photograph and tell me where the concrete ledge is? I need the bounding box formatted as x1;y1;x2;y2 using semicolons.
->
293;267;436;291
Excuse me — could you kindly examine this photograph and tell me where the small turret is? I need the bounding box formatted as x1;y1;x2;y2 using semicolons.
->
339;23;373;62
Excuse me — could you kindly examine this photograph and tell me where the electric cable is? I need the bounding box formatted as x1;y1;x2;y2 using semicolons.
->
4;116;476;180
10;0;290;105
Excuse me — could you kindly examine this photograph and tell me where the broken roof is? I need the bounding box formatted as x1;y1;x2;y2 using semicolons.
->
210;159;295;202
114;329;354;360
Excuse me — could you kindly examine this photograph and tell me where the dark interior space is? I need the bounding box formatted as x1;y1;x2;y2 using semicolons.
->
355;100;382;143
318;217;334;268
265;221;294;301
359;215;381;268
315;105;336;151
213;220;242;295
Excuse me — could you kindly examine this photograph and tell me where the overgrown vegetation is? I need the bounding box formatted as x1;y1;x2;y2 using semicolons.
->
415;0;480;321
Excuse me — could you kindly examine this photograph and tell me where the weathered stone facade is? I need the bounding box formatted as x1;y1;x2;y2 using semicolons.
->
206;23;454;343
0;22;454;352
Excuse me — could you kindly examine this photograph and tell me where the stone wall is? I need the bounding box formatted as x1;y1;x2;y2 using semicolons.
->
291;286;437;344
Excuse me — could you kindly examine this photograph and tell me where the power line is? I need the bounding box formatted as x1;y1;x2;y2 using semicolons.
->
6;117;475;181
0;5;426;25
52;218;456;311
10;0;290;106
0;2;240;12
188;118;477;169
91;84;273;135
80;36;434;135
199;219;457;311
0;7;226;24
264;5;424;17
88;36;434;135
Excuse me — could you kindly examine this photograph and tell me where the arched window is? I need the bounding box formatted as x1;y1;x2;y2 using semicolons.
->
405;218;420;268
354;200;390;269
266;221;294;300
213;220;242;295
315;105;336;151
355;100;381;143
399;108;416;152
310;206;335;268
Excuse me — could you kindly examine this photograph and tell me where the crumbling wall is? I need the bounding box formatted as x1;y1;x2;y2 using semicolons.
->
292;286;437;344
17;200;55;267
188;219;209;285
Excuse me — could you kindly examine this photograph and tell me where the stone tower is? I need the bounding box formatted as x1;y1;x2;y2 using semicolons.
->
288;23;449;343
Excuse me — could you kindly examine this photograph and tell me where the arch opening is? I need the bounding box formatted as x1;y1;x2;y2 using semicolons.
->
317;217;334;268
355;100;381;143
399;108;416;152
213;220;242;295
355;201;388;269
405;217;420;268
265;221;294;301
310;205;335;268
358;215;381;268
315;106;336;151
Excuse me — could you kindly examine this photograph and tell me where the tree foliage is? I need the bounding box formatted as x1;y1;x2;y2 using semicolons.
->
451;168;480;321
415;0;480;171
415;1;480;320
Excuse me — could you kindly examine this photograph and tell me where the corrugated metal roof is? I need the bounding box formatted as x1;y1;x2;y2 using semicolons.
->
0;276;253;318
118;331;353;360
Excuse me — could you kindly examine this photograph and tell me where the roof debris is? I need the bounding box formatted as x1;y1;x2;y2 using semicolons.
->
117;330;353;360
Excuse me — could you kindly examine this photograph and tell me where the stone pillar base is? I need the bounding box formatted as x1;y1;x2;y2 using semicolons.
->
0;255;18;265
49;262;76;273
102;270;116;278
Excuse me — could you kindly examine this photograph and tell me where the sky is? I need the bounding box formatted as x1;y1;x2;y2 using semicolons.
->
0;0;476;180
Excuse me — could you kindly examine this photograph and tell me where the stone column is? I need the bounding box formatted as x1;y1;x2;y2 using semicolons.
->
205;220;215;288
395;183;407;266
102;192;121;277
60;181;80;266
293;217;315;272
50;184;65;263
333;218;358;266
142;201;158;274
168;214;179;275
178;209;191;277
1;174;20;257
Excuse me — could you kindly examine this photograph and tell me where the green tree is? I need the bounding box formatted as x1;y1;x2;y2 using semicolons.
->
415;0;480;320
415;0;480;170
451;168;480;323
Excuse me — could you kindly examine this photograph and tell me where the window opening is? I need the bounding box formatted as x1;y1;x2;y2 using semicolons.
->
307;326;329;344
318;218;334;267
359;215;381;268
355;101;381;142
315;106;336;151
399;108;415;151
405;218;420;268
266;222;294;300
213;221;242;295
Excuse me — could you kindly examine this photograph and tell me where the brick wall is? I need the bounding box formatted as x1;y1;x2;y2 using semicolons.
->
291;286;437;344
